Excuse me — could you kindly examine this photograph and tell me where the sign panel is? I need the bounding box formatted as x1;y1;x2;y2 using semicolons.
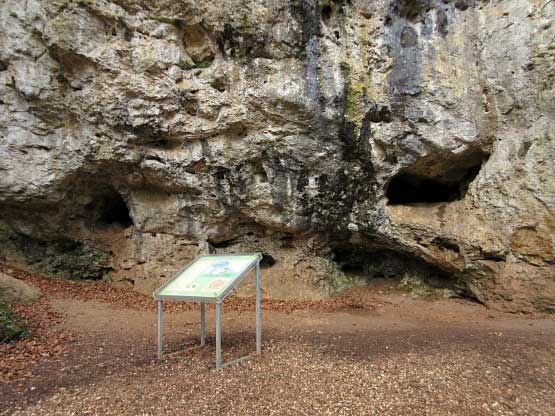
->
156;254;260;300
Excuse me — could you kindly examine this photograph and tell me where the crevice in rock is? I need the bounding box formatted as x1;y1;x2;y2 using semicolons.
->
182;24;215;68
391;0;432;22
209;238;238;249
131;125;182;149
436;10;449;35
478;250;506;262
280;235;295;248
211;77;226;92
431;236;460;253
454;0;475;11
143;138;181;150
321;4;332;22
386;151;488;204
253;160;268;183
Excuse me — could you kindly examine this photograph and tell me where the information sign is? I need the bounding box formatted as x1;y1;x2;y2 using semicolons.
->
153;253;262;369
156;254;259;300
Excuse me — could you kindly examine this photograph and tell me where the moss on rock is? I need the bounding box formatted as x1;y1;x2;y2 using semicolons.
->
43;244;111;280
194;56;215;68
0;300;27;343
398;274;456;299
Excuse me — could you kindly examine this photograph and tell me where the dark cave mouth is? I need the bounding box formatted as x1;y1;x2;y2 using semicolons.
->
386;154;488;205
331;247;472;299
260;253;277;268
332;248;433;280
386;171;476;204
86;189;133;228
321;4;333;21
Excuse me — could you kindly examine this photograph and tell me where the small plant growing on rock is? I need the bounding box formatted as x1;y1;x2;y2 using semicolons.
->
195;56;215;68
0;300;27;343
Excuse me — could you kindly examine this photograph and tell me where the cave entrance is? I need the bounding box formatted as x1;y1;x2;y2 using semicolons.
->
386;152;488;204
333;249;410;280
86;188;133;229
331;247;466;298
386;169;478;204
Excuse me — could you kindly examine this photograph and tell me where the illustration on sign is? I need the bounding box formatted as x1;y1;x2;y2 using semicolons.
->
156;254;259;299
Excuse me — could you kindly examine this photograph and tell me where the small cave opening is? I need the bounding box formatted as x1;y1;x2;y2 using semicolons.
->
280;235;295;248
387;173;466;204
260;253;276;269
211;77;226;92
321;4;333;21
86;189;133;229
386;154;487;205
99;195;132;227
154;139;170;148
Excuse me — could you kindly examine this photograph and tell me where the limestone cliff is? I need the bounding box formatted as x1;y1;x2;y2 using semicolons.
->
0;0;554;311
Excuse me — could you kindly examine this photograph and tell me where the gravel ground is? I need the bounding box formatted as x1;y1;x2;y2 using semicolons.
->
1;267;555;415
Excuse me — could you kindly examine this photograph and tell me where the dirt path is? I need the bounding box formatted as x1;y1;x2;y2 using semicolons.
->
2;290;555;416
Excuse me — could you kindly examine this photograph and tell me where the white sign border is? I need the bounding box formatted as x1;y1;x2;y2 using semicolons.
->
153;253;262;303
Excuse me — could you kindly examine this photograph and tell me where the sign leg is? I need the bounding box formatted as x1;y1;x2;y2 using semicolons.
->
157;300;163;360
200;301;206;346
215;302;222;369
256;262;261;354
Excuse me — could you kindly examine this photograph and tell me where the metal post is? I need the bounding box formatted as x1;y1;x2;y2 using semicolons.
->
215;302;222;369
255;262;261;354
200;301;206;346
157;300;163;359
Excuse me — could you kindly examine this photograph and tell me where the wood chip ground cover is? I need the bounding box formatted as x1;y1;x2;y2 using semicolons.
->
1;264;554;415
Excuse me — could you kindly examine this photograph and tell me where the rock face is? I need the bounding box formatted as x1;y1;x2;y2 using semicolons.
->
0;272;41;304
0;0;553;311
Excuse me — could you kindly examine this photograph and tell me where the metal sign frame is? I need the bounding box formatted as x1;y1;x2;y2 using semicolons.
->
153;253;262;369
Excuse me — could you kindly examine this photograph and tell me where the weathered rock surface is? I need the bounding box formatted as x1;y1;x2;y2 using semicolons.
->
0;0;553;311
0;272;41;304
